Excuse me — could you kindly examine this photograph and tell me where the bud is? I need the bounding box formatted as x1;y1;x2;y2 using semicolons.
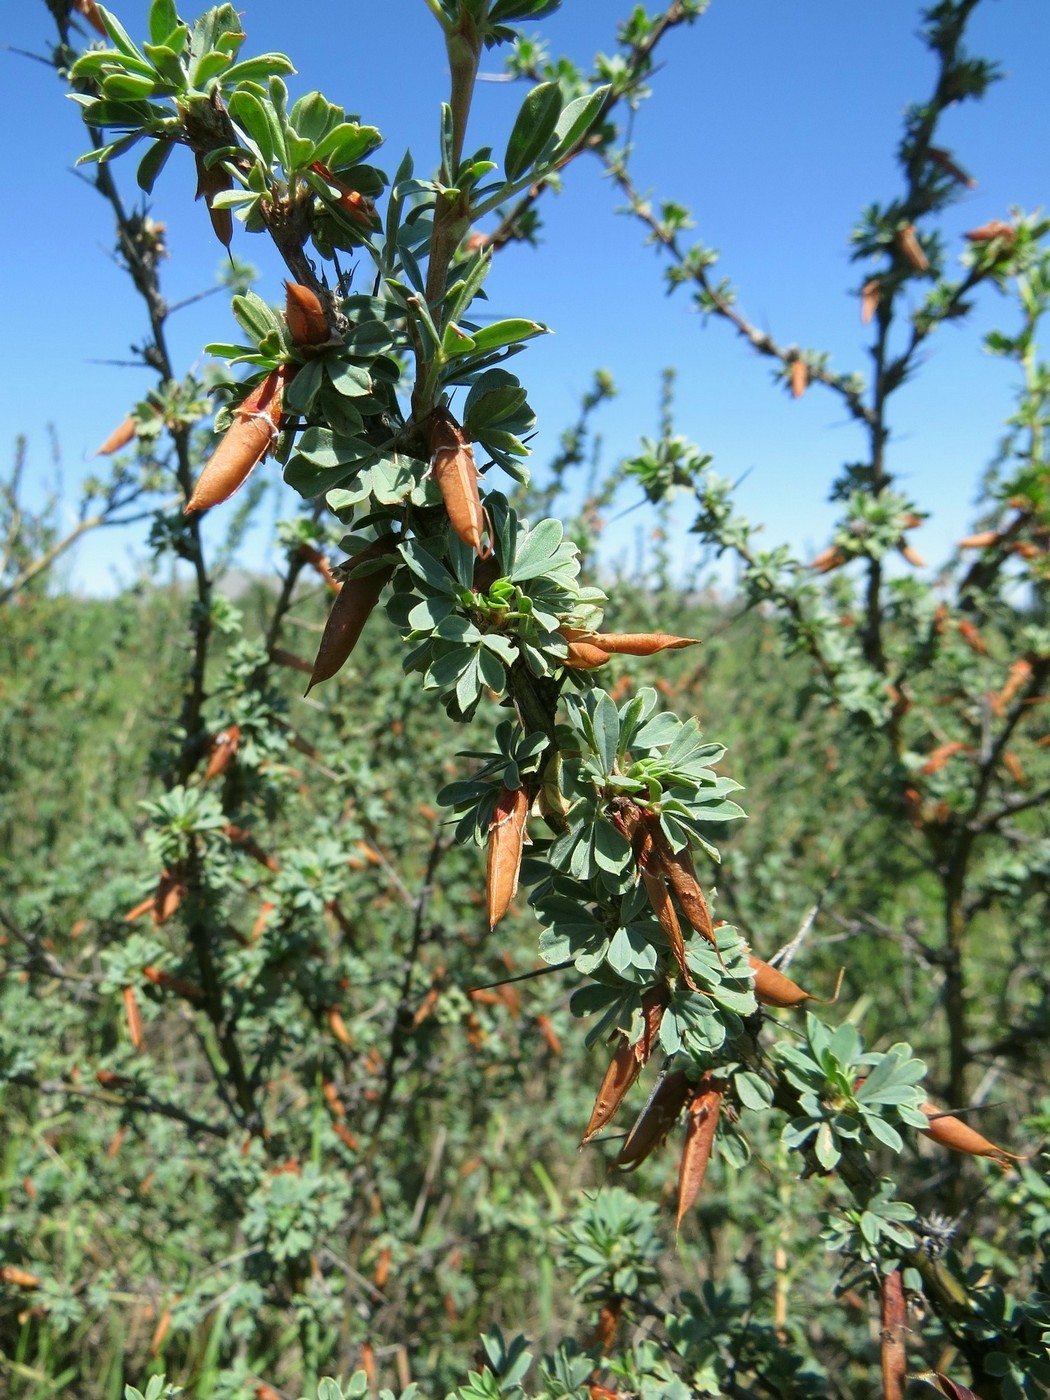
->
284;282;330;347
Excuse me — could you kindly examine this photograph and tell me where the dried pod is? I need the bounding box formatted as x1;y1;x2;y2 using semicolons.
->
861;278;880;325
920;740;968;776
284;282;329;347
642;815;719;952
616;1068;693;1170
561;627;700;657
310;161;380;230
899;541;926;568
203;724;240;781
143;965;205;1002
327;1006;353;1046
298;542;341;591
185;369;286;514
1;1265;42;1288
880;1270;907;1400
790;358;808;398
224;823;280;872
927;146;976;189
563;639;612;669
896;224;929;272
73;0;107;38
150;1305;173;1358
920;1101;1024;1165
95;415;136;456
676;1077;724;1230
193;150;233;249
306;537;399;691
536;1013;562;1055
748;953;820;1008
269;646;313;675
958;529;1001;550
810;545;847;574
582;984;670;1143
965;219;1014;245
957;618;988;655
429;407;486;553
487;784;529;929
123;984;144;1050
640;865;698;990
993;658;1034;714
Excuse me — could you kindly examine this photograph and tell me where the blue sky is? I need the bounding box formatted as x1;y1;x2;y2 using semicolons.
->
2;0;1048;593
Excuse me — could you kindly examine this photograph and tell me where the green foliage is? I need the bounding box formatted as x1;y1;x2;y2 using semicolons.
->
3;2;1049;1399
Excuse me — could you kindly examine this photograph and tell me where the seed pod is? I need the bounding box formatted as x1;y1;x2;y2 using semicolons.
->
861;278;880;325
920;741;968;776
896;224;929;272
123;984;143;1050
224;823;280;872
307;537;399;691
563;639;612;669
958;529;1001;550
748;953;814;1008
152;867;185;925
321;1005;352;1046
899;541;925;568
95;415;136;456
561;627;700;656
676;1077;724;1230
993;658;1034;714
193;150;233;249
920;1101;1024;1164
429;407;486;553
150;1304;173;1357
185;369;286;515
284;282;329;347
536;1013;562;1055
582;984;670;1143
642;815;719;953
203;724;240;781
616;1068;693;1170
297;542;341;591
487;784;530;929
957;618;987;655
269;646;313;675
592;1297;622;1355
1;1265;41;1288
73;0;107;38
310;161;380;230
927;146;976;189
790;358;808;398
143;965;205;1001
916;1372;982;1400
880;1270;907;1400
640;865;698;990
810;545;847;573
965;219;1014;245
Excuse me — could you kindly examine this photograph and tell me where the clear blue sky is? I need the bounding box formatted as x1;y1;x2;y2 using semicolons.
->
2;1;1048;592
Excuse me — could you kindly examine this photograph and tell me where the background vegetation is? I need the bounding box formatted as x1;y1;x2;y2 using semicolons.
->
1;2;1048;1399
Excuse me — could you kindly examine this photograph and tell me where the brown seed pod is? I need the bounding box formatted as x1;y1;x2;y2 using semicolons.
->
310;162;381;230
899;541;926;568
927;146;976;189
150;1304;174;1358
429;407;486;554
193;150;233;249
95;415;136;456
640;865;698;991
185;369;286;515
224;823;280;872
957;618;988;655
487;784;530;929
123;984;143;1050
297;542;341;591
810;545;847;574
896;224;929;272
582;984;670;1143
965;219;1014;245
676;1077;724;1230
143;965;205;1002
748;953;814;1007
536;1013;563;1055
306;536;399;691
790;358;808;398
152;867;186;925
616;1068;693;1170
880;1270;907;1400
642;815;719;952
563;639;612;669
561;627;700;657
920;1101;1024;1165
861;278;880;325
920;740;968;776
958;529;1001;550
203;724;240;781
993;658;1034;714
1;1265;42;1288
284;282;330;347
73;0;107;37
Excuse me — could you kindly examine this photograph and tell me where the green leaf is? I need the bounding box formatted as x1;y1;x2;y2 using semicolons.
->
590;692;620;775
222;54;295;88
148;0;179;45
504;81;564;182
136;138;173;192
313;123;383;169
228;89;275;165
467;318;548;355
734;1071;773;1112
550;86;610;164
231;291;283;347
